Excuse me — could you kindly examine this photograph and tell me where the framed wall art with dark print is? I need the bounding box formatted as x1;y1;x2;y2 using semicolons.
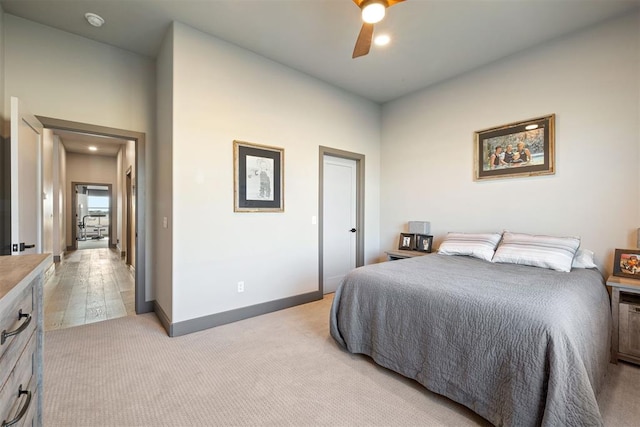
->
233;140;284;212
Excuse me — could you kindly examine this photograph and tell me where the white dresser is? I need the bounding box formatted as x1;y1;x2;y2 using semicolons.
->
0;254;51;427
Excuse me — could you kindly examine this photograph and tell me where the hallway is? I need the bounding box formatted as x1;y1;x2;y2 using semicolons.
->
44;248;135;331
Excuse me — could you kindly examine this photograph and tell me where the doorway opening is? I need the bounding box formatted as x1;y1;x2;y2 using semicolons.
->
37;116;152;315
73;183;111;250
318;146;365;295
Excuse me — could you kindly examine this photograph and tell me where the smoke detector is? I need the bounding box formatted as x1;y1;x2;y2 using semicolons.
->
85;12;105;28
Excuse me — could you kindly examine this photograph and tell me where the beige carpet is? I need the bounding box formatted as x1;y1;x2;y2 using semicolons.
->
44;296;640;426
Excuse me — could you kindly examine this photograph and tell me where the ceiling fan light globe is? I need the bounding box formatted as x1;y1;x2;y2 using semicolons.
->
362;2;386;24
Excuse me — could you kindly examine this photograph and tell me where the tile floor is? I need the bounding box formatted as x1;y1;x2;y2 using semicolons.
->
44;247;135;331
77;238;109;250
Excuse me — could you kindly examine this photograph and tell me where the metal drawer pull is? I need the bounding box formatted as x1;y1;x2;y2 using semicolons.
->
1;384;31;427
1;310;32;345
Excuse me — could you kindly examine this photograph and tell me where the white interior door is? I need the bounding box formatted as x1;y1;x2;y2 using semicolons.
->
323;156;357;294
11;97;43;255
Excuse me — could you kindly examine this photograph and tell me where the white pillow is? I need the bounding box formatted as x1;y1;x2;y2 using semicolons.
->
571;248;597;269
492;232;580;272
437;232;503;261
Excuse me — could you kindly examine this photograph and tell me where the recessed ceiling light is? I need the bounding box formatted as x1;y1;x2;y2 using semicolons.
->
85;12;105;28
525;124;539;130
374;34;391;46
88;146;98;151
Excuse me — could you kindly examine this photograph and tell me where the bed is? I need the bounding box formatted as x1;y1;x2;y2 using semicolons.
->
330;253;611;427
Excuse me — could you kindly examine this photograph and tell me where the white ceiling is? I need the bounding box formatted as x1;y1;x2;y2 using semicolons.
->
54;129;127;157
1;0;639;104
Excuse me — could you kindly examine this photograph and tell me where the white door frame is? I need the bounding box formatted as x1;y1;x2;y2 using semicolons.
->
318;146;365;294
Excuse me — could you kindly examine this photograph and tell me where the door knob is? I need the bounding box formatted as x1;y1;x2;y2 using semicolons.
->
349;228;357;233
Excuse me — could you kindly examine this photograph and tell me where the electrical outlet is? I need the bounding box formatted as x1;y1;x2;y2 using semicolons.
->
237;281;245;293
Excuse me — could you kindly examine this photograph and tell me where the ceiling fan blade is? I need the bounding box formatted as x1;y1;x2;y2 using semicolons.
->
353;0;404;7
387;0;405;7
352;22;374;58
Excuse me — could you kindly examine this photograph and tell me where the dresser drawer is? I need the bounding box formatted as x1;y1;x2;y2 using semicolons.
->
18;376;37;427
0;331;36;427
0;281;35;392
0;255;48;427
0;281;34;359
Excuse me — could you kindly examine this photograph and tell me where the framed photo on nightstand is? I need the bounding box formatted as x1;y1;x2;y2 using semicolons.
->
613;248;640;279
398;233;415;250
415;234;433;253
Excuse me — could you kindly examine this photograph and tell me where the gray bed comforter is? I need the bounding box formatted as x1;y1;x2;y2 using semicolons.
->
330;254;611;427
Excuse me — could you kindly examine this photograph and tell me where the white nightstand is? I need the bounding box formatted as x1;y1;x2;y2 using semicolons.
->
607;275;640;365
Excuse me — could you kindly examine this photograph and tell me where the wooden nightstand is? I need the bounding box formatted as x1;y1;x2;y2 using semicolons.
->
607;275;640;365
385;250;430;261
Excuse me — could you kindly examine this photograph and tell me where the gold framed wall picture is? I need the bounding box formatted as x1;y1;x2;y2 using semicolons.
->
233;140;284;212
474;114;555;181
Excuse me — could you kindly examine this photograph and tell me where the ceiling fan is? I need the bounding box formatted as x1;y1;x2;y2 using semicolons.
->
352;0;405;58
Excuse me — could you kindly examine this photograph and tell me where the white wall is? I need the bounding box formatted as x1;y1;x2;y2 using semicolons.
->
115;141;135;261
125;140;135;267
42;128;53;254
76;193;88;220
52;136;66;258
155;24;173;318
3;15;155;133
0;5;4;132
116;147;123;252
4;14;155;294
381;12;640;275
65;152;117;247
166;22;381;323
0;7;7;255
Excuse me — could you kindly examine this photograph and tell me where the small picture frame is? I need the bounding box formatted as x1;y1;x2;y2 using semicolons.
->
398;233;415;250
613;249;640;279
415;234;434;253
